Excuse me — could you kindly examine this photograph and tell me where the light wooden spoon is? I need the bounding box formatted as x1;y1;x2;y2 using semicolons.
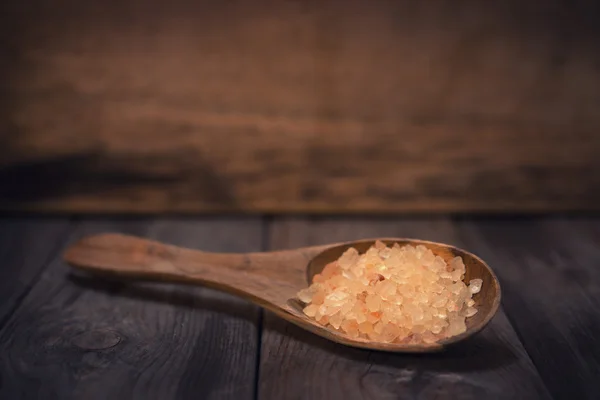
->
64;234;501;353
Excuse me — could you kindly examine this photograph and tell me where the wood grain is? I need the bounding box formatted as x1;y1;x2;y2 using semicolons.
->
456;217;600;400
258;218;552;399
0;218;263;399
0;218;70;325
1;0;600;213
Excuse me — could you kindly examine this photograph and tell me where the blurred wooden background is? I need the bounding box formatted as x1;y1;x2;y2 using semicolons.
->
1;0;599;213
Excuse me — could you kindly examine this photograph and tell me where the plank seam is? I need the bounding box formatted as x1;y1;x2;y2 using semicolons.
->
253;215;272;400
453;220;557;400
495;300;558;400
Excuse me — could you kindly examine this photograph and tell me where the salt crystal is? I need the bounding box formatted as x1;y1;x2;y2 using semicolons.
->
458;287;471;303
386;255;401;269
359;321;374;334
447;319;467;336
379;247;392;259
469;279;483;294
401;316;413;330
312;291;325;305
404;304;423;322
433;256;446;271
324;306;342;316
433;296;447;308
464;307;478;317
338;248;359;269
329;313;343;329
422;309;433;323
422;331;438;344
451;270;463;281
341;319;359;334
450;256;465;272
297;288;314;303
412;324;426;334
449;282;463;295
365;294;381;312
303;304;318;317
390;296;403;306
341;300;355;315
325;291;349;305
381;323;400;342
421;251;435;266
342;270;356;281
322;262;340;279
397;327;410;341
415;292;429;304
446;300;459;312
376;280;397;299
374;240;387;250
318;304;328;316
366;312;380;323
430;282;444;294
356;311;367;324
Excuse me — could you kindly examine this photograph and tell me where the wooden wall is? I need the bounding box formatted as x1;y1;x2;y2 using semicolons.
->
1;0;600;213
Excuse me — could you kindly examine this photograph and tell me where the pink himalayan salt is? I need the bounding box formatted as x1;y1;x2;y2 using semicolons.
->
297;241;483;344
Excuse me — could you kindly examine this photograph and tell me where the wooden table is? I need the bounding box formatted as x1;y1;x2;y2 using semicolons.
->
0;216;598;400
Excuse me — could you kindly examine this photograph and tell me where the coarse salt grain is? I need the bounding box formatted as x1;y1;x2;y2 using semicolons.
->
469;278;483;294
297;241;482;344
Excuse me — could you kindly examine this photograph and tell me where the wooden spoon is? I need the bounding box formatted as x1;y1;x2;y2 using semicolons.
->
64;234;501;353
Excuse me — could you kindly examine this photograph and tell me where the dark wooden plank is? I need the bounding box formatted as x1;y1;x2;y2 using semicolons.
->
456;217;600;400
258;218;551;400
0;218;263;400
1;1;600;213
0;218;71;325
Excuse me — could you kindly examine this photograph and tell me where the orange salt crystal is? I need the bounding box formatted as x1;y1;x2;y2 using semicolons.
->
380;323;400;342
359;321;374;335
321;262;340;279
374;241;387;250
355;312;367;324
329;313;343;329
412;324;426;334
366;312;379;324
341;320;359;337
312;291;326;305
303;304;318;317
422;331;438;344
340;301;354;315
365;294;381;312
373;321;384;334
352;302;368;323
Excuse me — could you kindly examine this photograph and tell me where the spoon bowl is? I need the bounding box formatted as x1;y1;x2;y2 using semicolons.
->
64;234;501;353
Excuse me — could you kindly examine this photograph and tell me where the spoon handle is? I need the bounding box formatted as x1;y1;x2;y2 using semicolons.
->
64;233;309;307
